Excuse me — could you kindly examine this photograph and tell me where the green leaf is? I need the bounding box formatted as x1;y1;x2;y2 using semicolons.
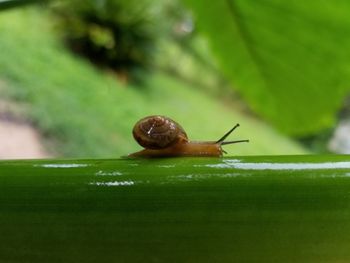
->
183;0;350;135
1;155;350;262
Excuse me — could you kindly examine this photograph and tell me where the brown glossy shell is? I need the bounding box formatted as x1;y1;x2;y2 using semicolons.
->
132;115;188;149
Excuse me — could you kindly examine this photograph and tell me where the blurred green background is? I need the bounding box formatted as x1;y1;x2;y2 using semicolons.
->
1;0;350;158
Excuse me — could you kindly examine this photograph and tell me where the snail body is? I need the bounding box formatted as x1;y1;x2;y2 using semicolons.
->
129;115;248;157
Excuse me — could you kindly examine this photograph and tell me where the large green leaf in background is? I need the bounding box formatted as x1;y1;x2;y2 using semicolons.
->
184;0;350;135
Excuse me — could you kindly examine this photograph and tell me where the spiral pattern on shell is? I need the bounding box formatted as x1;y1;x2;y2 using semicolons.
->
132;115;188;149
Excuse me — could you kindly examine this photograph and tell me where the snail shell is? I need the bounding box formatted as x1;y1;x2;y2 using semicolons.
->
132;115;188;149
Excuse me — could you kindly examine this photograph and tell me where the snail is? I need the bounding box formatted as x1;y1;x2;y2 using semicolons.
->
129;115;249;157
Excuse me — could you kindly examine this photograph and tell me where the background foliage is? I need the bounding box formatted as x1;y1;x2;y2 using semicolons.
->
2;0;350;157
0;9;306;157
50;0;158;81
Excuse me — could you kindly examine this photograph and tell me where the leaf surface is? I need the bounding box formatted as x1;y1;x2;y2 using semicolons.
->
1;156;350;262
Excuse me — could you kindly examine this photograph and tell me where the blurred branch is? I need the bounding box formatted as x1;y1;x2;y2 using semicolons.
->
0;0;44;10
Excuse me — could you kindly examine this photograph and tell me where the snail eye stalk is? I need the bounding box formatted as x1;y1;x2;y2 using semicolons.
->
216;123;249;146
221;139;249;145
216;123;240;143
